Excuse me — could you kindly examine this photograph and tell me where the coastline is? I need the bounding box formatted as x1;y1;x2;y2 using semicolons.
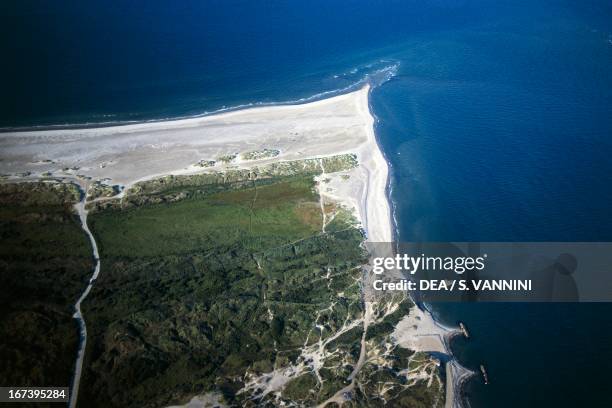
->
0;85;392;247
0;79;368;133
0;87;375;188
1;85;466;407
364;92;473;406
352;86;472;408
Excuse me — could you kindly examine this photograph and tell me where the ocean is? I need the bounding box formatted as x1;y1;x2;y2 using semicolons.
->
2;0;612;406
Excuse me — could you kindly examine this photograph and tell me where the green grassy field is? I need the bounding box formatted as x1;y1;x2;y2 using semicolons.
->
0;174;442;407
80;175;368;407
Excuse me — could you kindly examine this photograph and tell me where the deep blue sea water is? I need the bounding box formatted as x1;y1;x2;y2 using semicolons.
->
3;1;612;406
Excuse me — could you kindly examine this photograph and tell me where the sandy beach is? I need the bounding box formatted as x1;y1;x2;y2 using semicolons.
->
0;85;390;242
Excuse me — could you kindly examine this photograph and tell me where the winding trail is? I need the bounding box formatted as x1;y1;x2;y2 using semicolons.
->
69;190;101;408
317;301;374;408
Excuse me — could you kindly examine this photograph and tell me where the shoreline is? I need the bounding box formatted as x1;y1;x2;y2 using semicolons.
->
359;86;473;408
0;87;379;189
0;82;367;134
0;62;399;134
0;84;370;138
1;85;467;407
354;84;393;243
368;95;474;406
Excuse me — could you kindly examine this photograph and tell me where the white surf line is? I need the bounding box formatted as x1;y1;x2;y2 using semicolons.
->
360;84;473;407
69;190;101;408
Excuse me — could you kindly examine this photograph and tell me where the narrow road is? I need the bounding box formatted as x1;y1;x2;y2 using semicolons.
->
69;192;101;408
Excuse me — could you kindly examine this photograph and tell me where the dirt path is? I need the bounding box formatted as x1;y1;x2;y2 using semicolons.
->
69;188;100;408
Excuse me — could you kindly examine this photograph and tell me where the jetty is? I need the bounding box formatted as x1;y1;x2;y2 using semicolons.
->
459;322;469;338
480;364;489;385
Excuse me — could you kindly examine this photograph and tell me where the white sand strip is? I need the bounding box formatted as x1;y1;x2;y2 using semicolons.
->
0;85;390;243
